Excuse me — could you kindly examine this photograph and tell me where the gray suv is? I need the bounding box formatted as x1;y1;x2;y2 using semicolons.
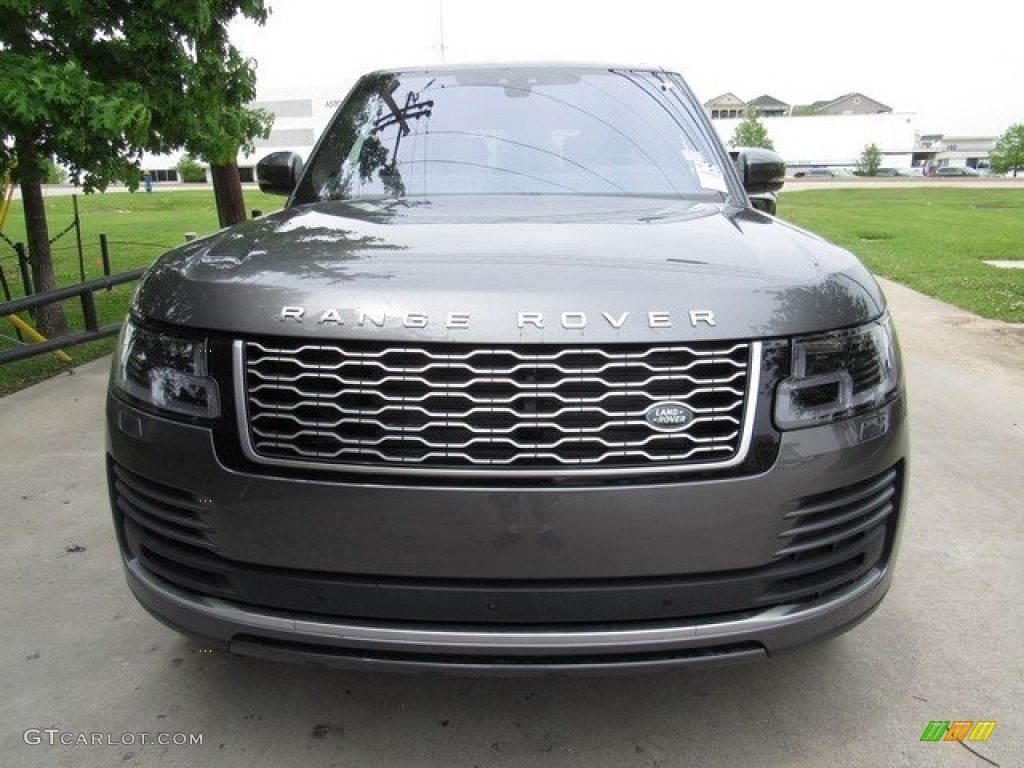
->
106;65;907;673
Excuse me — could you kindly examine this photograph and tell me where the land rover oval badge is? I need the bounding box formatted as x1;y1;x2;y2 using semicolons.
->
644;401;695;432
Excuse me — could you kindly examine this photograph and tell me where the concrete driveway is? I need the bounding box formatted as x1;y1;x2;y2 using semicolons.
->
1;279;1022;768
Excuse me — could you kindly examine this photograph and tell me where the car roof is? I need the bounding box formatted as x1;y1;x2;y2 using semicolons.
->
365;62;674;77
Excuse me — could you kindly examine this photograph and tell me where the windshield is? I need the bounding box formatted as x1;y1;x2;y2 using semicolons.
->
295;68;736;204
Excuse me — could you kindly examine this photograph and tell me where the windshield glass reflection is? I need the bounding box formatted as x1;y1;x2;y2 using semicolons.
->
298;69;732;203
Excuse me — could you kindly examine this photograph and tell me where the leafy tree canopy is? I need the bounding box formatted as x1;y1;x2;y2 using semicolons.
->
857;143;883;176
0;0;270;336
989;123;1024;176
176;154;208;183
0;0;270;190
729;111;775;151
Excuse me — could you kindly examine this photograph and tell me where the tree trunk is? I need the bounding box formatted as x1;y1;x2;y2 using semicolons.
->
17;145;69;338
210;162;246;228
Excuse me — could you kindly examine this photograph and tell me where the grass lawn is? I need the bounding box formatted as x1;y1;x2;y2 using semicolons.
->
0;187;283;395
777;187;1024;323
1;185;1021;396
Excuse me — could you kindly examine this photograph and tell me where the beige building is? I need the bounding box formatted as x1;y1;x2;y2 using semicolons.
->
704;92;749;120
798;93;892;116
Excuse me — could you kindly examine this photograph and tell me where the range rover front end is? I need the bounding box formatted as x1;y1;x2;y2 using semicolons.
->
106;65;907;673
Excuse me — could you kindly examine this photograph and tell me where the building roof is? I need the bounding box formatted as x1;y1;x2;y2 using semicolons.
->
703;92;747;108
747;94;790;109
818;92;892;113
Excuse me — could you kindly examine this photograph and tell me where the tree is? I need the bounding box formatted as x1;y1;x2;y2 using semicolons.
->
989;124;1024;177
1;7;151;335
2;156;70;185
41;158;69;185
729;111;775;150
177;155;208;184
173;20;272;227
0;1;269;336
857;143;883;176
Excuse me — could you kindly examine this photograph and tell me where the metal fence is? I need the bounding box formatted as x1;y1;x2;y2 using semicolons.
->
0;268;145;365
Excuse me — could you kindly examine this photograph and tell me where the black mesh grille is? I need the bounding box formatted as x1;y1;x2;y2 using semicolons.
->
241;339;754;470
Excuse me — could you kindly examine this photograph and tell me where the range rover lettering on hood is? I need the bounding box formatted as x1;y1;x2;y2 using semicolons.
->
278;307;717;330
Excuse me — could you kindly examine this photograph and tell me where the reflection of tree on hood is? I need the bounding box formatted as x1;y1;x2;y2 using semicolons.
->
755;276;879;337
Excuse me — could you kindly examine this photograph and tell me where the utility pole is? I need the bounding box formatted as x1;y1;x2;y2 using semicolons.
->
437;0;447;63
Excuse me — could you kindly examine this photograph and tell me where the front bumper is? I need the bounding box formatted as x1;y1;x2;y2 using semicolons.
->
107;393;907;672
124;557;890;673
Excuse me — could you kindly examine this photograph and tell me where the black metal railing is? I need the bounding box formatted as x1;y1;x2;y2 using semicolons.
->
0;267;145;364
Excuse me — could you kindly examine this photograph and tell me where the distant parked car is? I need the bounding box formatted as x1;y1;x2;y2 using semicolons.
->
793;168;835;178
935;166;980;177
875;168;905;177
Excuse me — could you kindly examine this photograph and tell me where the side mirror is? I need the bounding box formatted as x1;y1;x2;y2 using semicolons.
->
748;193;778;215
257;152;304;196
729;147;786;214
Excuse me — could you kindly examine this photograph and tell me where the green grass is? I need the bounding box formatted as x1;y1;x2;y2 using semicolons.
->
0;187;283;395
777;188;1024;322
1;186;1022;396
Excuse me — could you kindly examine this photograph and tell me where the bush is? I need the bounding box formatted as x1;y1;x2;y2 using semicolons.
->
857;143;883;177
176;155;208;183
41;157;68;184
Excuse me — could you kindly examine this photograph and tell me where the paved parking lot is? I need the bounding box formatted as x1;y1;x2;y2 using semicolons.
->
1;279;1022;767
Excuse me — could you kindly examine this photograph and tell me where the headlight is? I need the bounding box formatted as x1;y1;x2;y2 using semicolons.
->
112;318;220;419
775;316;900;430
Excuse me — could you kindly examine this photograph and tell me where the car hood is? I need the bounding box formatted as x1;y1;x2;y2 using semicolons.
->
133;195;885;343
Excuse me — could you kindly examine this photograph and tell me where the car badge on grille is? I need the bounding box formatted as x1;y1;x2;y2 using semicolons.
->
643;401;695;432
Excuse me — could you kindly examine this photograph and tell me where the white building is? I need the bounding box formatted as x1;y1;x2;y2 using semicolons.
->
712;113;922;173
914;134;998;170
140;90;343;182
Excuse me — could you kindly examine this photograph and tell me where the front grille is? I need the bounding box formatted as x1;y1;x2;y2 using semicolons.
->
237;339;757;473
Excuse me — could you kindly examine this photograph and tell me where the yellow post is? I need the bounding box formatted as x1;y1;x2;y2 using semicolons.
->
4;314;73;363
0;182;13;231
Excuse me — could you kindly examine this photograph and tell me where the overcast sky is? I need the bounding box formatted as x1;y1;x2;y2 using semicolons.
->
230;0;1024;136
